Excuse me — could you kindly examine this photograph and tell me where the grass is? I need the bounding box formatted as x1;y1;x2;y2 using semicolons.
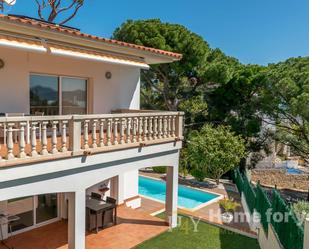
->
135;214;260;249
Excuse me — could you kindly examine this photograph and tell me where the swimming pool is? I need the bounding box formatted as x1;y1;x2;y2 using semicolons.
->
286;168;305;175
138;176;221;210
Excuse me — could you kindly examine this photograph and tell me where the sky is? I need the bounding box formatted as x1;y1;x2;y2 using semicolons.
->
3;0;309;65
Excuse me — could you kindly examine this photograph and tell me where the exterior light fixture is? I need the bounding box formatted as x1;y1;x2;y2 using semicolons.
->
105;71;112;79
0;59;4;69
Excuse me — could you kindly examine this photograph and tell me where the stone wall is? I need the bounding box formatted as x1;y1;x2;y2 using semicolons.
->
251;169;309;191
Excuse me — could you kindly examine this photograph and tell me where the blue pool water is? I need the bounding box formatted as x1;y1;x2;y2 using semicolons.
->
138;176;220;209
286;168;304;175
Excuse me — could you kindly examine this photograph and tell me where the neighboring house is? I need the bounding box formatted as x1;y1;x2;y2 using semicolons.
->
0;14;183;249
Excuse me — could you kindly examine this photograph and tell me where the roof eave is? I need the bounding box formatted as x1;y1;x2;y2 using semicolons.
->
0;18;182;65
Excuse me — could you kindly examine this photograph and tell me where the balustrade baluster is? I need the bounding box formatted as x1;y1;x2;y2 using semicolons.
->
113;118;119;145
126;118;131;143
19;122;26;158
153;116;158;140
143;117;148;141
148;117;153;140
106;118;112;146
120;118;125;144
83;120;89;149
51;121;59;154
132;117;137;143
138;117;143;142
163;116;168;138
158;116;163;139
167;116;172;138
31;122;38;157
6;123;15;160
99;119;105;147
61;121;68;152
41;121;48;155
171;115;176;137
91;119;98;148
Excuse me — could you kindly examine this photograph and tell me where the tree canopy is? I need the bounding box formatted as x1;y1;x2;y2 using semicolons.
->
261;57;309;160
113;19;309;162
187;124;246;184
113;19;238;127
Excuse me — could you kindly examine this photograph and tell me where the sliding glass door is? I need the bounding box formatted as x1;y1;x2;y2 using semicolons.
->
36;194;58;224
7;194;59;235
61;77;87;115
30;74;87;115
7;197;34;233
30;75;59;115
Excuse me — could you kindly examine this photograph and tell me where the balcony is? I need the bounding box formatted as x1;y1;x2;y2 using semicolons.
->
0;110;184;167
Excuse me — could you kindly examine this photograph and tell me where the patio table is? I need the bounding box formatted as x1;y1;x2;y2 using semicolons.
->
86;197;117;233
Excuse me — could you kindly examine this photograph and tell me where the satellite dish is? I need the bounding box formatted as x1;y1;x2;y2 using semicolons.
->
3;0;16;5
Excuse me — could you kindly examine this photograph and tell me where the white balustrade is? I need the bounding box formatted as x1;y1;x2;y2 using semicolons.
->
0;111;184;165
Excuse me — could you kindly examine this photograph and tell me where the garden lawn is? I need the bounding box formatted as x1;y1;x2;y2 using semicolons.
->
135;214;260;249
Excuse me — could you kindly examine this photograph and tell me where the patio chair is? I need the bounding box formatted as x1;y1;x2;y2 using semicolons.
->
87;192;103;231
102;197;117;227
91;192;102;200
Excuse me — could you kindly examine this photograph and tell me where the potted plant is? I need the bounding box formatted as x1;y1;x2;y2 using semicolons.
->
219;198;240;223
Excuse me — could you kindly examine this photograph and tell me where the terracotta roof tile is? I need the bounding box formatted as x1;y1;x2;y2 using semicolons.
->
0;14;182;60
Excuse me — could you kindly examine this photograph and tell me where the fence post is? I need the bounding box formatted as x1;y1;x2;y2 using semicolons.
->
304;218;309;249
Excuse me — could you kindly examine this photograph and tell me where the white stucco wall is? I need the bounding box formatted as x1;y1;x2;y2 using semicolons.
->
123;170;139;200
0;46;140;114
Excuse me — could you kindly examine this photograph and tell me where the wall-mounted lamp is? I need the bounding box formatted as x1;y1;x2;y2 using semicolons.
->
105;71;112;79
0;59;4;70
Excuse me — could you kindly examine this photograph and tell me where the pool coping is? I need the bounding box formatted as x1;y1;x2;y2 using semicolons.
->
139;175;224;212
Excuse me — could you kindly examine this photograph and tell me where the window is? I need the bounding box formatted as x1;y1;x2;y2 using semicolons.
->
30;74;87;115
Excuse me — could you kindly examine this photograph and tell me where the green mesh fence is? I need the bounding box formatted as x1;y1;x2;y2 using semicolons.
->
242;172;256;214
233;168;244;194
271;190;304;249
232;168;304;249
255;183;272;233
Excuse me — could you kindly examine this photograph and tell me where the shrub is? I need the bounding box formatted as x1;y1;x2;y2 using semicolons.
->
293;201;309;225
152;166;167;174
219;198;240;213
190;168;207;182
187;124;246;185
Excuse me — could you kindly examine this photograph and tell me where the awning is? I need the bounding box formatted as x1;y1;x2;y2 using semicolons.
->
0;34;149;69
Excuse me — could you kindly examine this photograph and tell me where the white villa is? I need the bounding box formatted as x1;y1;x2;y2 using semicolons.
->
0;14;183;249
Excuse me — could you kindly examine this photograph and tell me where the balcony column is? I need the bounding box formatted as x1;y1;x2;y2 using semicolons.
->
165;164;179;228
114;174;124;205
67;190;86;249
